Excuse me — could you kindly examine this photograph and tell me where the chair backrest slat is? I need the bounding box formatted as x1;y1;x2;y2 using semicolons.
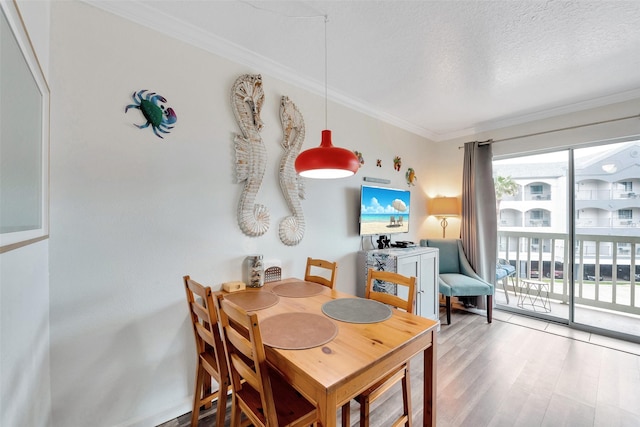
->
304;257;338;289
230;353;260;391
365;268;416;313
194;322;215;347
190;300;210;322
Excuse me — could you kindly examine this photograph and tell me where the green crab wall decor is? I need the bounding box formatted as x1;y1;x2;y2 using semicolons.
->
125;90;177;139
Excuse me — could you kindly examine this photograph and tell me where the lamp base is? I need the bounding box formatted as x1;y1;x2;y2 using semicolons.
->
440;217;449;238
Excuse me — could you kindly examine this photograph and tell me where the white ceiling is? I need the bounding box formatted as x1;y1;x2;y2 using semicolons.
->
89;0;640;141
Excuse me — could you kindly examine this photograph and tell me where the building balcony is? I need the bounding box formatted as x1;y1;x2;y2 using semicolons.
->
526;219;550;227
526;193;551;201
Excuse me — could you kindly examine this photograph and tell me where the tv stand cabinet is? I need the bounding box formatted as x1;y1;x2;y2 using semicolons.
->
357;247;439;323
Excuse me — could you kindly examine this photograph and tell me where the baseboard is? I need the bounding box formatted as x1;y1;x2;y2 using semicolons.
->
114;398;191;427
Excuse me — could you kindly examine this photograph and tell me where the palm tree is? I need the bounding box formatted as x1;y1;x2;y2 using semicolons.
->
494;176;519;223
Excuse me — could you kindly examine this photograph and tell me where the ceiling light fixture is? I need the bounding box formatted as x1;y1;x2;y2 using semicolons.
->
295;15;359;179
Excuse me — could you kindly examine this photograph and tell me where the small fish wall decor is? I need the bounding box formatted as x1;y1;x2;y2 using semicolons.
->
376;159;382;167
354;151;365;167
125;90;177;139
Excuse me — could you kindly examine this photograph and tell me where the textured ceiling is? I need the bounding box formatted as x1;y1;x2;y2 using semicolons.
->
89;0;640;141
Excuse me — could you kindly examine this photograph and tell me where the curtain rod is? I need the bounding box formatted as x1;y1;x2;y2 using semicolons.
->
458;113;640;149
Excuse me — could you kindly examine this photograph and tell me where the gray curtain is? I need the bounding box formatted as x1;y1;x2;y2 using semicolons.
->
460;141;497;308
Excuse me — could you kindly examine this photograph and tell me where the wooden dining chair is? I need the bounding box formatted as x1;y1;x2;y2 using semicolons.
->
214;294;319;427
342;269;416;427
183;276;230;427
304;257;338;289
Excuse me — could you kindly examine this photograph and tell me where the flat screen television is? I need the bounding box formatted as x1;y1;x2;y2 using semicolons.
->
359;185;410;236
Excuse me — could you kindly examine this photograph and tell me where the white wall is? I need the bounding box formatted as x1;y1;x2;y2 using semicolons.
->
47;2;434;426
0;1;52;427
0;241;51;427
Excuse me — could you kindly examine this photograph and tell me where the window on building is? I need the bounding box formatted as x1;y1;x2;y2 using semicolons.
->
618;209;632;219
531;210;543;219
618;243;631;254
618;181;633;191
531;184;543;194
531;237;540;250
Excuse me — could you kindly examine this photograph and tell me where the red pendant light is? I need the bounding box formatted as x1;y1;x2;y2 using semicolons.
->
295;130;359;178
295;16;359;179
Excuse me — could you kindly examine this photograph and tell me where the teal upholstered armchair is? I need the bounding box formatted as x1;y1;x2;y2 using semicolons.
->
420;239;494;325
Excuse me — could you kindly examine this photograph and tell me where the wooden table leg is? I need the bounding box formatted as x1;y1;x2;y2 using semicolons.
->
316;391;337;427
423;330;436;426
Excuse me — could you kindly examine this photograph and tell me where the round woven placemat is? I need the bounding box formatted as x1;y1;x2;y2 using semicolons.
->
224;290;279;311
272;281;326;298
321;298;392;323
260;312;338;349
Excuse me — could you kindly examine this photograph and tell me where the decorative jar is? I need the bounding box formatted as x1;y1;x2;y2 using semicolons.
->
245;255;264;288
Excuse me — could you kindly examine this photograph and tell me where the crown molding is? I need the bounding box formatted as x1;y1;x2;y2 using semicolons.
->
83;1;640;143
440;88;640;142
83;0;440;140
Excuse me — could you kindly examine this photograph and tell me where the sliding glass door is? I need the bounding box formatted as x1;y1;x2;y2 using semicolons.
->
573;141;640;338
494;151;570;323
494;139;640;341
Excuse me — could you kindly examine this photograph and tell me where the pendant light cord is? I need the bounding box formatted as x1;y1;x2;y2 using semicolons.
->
324;15;328;130
238;1;330;129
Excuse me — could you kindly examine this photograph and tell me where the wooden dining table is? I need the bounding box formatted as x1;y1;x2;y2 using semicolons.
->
223;277;438;427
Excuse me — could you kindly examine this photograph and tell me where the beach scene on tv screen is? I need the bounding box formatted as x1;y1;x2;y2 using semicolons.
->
360;186;410;235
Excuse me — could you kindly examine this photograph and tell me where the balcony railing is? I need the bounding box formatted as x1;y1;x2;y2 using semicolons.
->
527;219;550;227
526;193;551;201
576;218;638;228
498;230;640;316
576;189;640;200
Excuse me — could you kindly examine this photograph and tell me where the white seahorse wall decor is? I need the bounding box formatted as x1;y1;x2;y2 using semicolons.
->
231;74;270;237
278;96;306;246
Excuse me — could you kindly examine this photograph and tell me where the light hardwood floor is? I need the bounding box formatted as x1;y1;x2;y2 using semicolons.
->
160;307;640;427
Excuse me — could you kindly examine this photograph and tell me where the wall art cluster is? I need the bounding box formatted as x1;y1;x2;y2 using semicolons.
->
121;75;416;246
351;152;415;186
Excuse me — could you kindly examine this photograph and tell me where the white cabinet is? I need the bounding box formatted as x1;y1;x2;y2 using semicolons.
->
357;247;439;323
